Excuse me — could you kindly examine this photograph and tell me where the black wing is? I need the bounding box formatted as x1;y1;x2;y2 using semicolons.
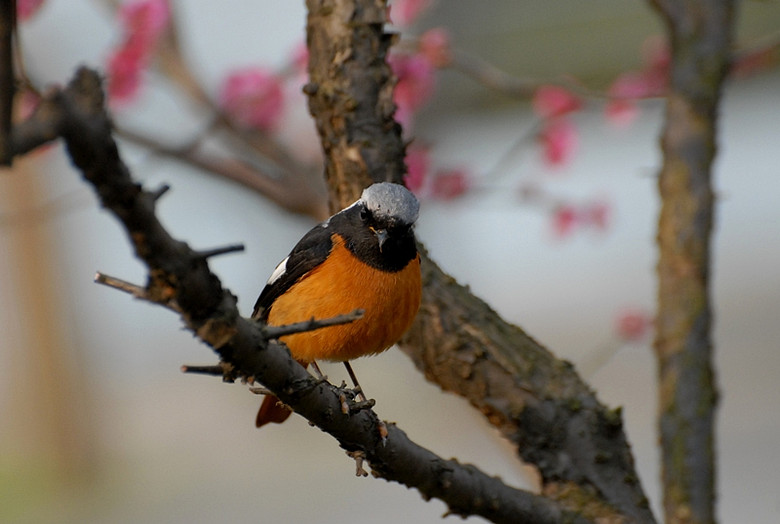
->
251;222;334;321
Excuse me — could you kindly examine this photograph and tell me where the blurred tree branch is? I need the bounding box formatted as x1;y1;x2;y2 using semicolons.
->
649;1;735;523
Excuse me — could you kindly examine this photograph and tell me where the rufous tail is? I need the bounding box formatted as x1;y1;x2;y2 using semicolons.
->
255;394;293;428
255;360;309;428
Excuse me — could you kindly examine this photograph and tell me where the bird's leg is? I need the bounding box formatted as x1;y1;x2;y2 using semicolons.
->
310;360;326;380
343;361;367;402
343;361;386;442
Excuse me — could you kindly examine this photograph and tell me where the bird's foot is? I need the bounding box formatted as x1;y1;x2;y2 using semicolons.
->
337;381;375;414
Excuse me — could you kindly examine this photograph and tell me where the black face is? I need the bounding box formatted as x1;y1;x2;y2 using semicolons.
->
334;202;417;272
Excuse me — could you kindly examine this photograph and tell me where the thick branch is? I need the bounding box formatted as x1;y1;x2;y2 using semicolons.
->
648;1;734;523
304;0;655;522
9;67;587;524
305;0;406;212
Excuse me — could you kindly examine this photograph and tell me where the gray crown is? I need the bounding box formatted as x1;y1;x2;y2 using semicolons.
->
361;182;420;226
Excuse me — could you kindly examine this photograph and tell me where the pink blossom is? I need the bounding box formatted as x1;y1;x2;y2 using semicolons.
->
106;0;170;104
551;204;578;238
404;145;430;193
532;85;582;119
390;52;436;128
419;28;452;68
17;0;45;21
549;200;610;238
615;308;653;342
608;72;654;99
390;0;433;27
218;68;285;131
430;169;470;200
107;45;145;102
604;72;653;126
604;98;639;127
119;0;171;50
538;118;578;167
604;36;669;126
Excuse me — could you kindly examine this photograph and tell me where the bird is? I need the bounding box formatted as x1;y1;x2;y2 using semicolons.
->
251;182;422;428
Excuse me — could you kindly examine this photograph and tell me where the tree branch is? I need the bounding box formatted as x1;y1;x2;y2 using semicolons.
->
648;1;734;523
9;66;591;524
304;0;655;522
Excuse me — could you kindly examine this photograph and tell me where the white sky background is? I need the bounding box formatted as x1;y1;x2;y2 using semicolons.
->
2;1;779;523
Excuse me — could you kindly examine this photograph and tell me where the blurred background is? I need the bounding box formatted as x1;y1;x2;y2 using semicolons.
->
1;1;779;522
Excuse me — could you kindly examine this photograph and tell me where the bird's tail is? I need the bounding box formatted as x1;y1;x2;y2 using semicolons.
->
255;394;293;427
255;359;308;428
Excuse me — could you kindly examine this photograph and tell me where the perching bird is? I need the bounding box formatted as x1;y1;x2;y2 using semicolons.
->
252;182;422;427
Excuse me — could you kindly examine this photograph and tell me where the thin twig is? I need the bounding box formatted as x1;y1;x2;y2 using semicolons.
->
94;272;148;298
180;364;225;376
196;244;245;260
262;309;365;339
94;271;182;313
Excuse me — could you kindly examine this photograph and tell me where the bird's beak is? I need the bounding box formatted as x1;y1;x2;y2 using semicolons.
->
374;228;389;252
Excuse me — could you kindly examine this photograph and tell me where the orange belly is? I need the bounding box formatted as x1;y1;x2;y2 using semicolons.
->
266;235;421;363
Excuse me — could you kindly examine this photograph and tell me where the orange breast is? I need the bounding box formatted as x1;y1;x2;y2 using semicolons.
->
266;234;421;363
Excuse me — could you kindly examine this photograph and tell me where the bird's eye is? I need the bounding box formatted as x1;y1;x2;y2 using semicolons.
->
360;207;371;222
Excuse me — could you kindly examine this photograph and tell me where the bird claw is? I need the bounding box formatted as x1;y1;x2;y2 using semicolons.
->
337;382;375;414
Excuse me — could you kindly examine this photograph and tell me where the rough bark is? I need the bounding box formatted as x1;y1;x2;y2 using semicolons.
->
648;1;735;523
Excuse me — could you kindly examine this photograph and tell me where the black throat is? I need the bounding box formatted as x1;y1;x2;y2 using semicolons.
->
331;206;417;273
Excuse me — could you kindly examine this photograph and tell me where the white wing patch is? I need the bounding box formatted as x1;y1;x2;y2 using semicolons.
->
266;256;289;286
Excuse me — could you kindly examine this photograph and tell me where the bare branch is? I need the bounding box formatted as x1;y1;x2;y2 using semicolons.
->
94;272;148;299
195;243;245;260
261;309;365;339
180;364;225;376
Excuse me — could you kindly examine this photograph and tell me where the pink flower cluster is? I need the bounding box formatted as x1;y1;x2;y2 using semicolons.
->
389;52;436;129
614;307;653;342
404;145;470;201
17;0;45;21
389;20;451;130
551;200;609;238
389;0;434;27
605;36;670;126
218;69;285;132
532;85;582;168
106;0;171;104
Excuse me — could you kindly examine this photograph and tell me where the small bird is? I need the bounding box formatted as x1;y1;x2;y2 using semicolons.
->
252;182;422;427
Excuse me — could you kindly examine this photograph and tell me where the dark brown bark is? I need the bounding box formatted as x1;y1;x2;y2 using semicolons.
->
649;1;735;523
305;0;406;212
